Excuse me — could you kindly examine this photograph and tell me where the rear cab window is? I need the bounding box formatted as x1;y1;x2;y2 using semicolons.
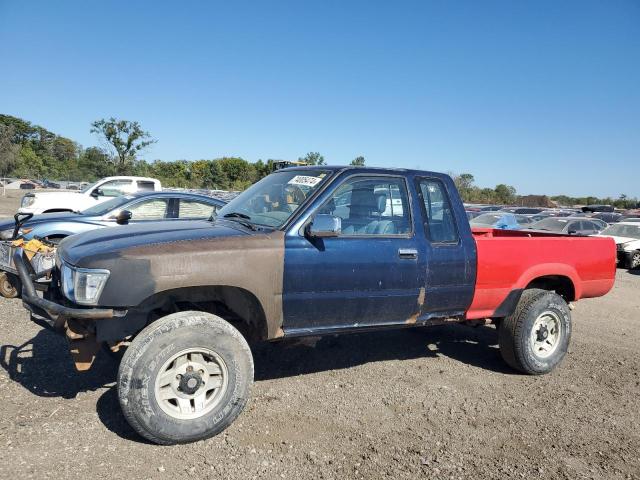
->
416;178;459;244
137;180;156;191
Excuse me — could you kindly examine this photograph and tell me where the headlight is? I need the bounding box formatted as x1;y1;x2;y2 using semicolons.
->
21;195;35;208
60;263;110;305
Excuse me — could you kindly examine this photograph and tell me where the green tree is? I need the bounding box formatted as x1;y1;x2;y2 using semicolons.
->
216;157;257;190
149;160;190;187
299;151;325;165
494;184;517;205
452;173;476;201
90;118;156;174
13;144;46;178
0;124;20;179
78;147;115;179
350;156;365;166
210;160;230;189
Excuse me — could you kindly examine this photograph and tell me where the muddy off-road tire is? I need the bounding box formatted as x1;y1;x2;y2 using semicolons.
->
498;289;571;375
117;311;254;445
0;272;21;298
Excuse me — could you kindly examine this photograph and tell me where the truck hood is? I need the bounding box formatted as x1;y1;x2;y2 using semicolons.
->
0;211;81;230
27;191;87;204
58;219;255;267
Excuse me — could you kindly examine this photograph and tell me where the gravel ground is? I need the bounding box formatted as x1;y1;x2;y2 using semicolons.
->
0;269;638;479
0;193;638;479
0;190;25;218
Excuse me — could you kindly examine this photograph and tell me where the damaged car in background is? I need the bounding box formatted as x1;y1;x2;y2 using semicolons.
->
0;192;225;298
13;166;616;444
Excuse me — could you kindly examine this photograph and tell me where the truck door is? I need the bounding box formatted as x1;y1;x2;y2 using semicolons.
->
283;174;423;332
413;177;476;319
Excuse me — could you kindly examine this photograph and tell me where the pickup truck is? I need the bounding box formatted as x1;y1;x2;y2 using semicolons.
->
14;166;616;445
18;176;162;215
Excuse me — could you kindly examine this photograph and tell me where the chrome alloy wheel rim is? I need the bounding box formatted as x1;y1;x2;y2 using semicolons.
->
154;348;228;420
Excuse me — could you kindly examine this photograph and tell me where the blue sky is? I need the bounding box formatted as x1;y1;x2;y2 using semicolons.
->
1;1;638;197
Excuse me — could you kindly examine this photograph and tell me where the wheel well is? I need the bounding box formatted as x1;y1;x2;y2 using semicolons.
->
526;275;575;301
138;286;269;343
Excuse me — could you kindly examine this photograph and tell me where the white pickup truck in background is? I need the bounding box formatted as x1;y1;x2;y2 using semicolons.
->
18;176;162;214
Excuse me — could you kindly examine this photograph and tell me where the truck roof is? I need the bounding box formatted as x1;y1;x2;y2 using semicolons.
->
99;176;160;182
278;165;446;177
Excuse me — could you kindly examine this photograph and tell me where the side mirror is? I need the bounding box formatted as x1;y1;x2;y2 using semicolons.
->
308;214;341;238
568;230;577;235
116;210;133;225
91;188;102;198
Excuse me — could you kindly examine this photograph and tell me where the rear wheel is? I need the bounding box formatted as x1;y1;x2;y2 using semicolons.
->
499;289;571;375
117;311;254;445
630;251;640;270
0;272;21;298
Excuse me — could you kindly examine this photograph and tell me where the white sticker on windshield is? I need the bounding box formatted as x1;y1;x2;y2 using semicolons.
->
288;175;322;187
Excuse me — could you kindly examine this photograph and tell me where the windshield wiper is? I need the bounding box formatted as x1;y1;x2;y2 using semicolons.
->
223;212;252;220
222;212;258;231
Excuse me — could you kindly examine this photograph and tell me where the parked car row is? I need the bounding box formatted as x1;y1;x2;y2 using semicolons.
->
464;204;640;270
0;178;227;298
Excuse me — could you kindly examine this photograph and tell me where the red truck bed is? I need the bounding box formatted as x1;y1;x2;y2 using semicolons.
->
466;228;617;320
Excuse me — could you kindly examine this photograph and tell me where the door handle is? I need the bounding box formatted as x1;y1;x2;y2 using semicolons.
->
398;248;418;259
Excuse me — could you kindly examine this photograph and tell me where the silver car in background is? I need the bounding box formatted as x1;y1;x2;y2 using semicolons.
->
0;191;225;297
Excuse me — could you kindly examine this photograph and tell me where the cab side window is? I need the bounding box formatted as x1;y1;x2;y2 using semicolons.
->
127;198;170;220
320;176;411;236
417;179;458;243
178;199;218;219
98;180;133;197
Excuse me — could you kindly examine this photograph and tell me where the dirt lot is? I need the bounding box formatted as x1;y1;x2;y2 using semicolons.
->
0;207;639;479
0;190;26;218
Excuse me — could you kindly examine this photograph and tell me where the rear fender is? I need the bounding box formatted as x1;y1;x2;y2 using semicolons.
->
514;263;581;300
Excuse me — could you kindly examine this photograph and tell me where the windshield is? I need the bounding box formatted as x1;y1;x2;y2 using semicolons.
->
80;195;135;216
601;224;640;240
80;180;100;193
217;170;331;228
528;218;569;232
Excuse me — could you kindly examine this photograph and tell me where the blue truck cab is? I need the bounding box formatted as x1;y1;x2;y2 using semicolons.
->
281;166;477;332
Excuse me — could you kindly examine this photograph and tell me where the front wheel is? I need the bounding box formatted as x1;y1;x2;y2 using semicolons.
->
117;311;254;445
498;289;571;375
629;251;640;270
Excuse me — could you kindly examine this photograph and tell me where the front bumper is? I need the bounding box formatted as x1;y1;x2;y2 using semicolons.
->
14;248;124;370
14;248;116;324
